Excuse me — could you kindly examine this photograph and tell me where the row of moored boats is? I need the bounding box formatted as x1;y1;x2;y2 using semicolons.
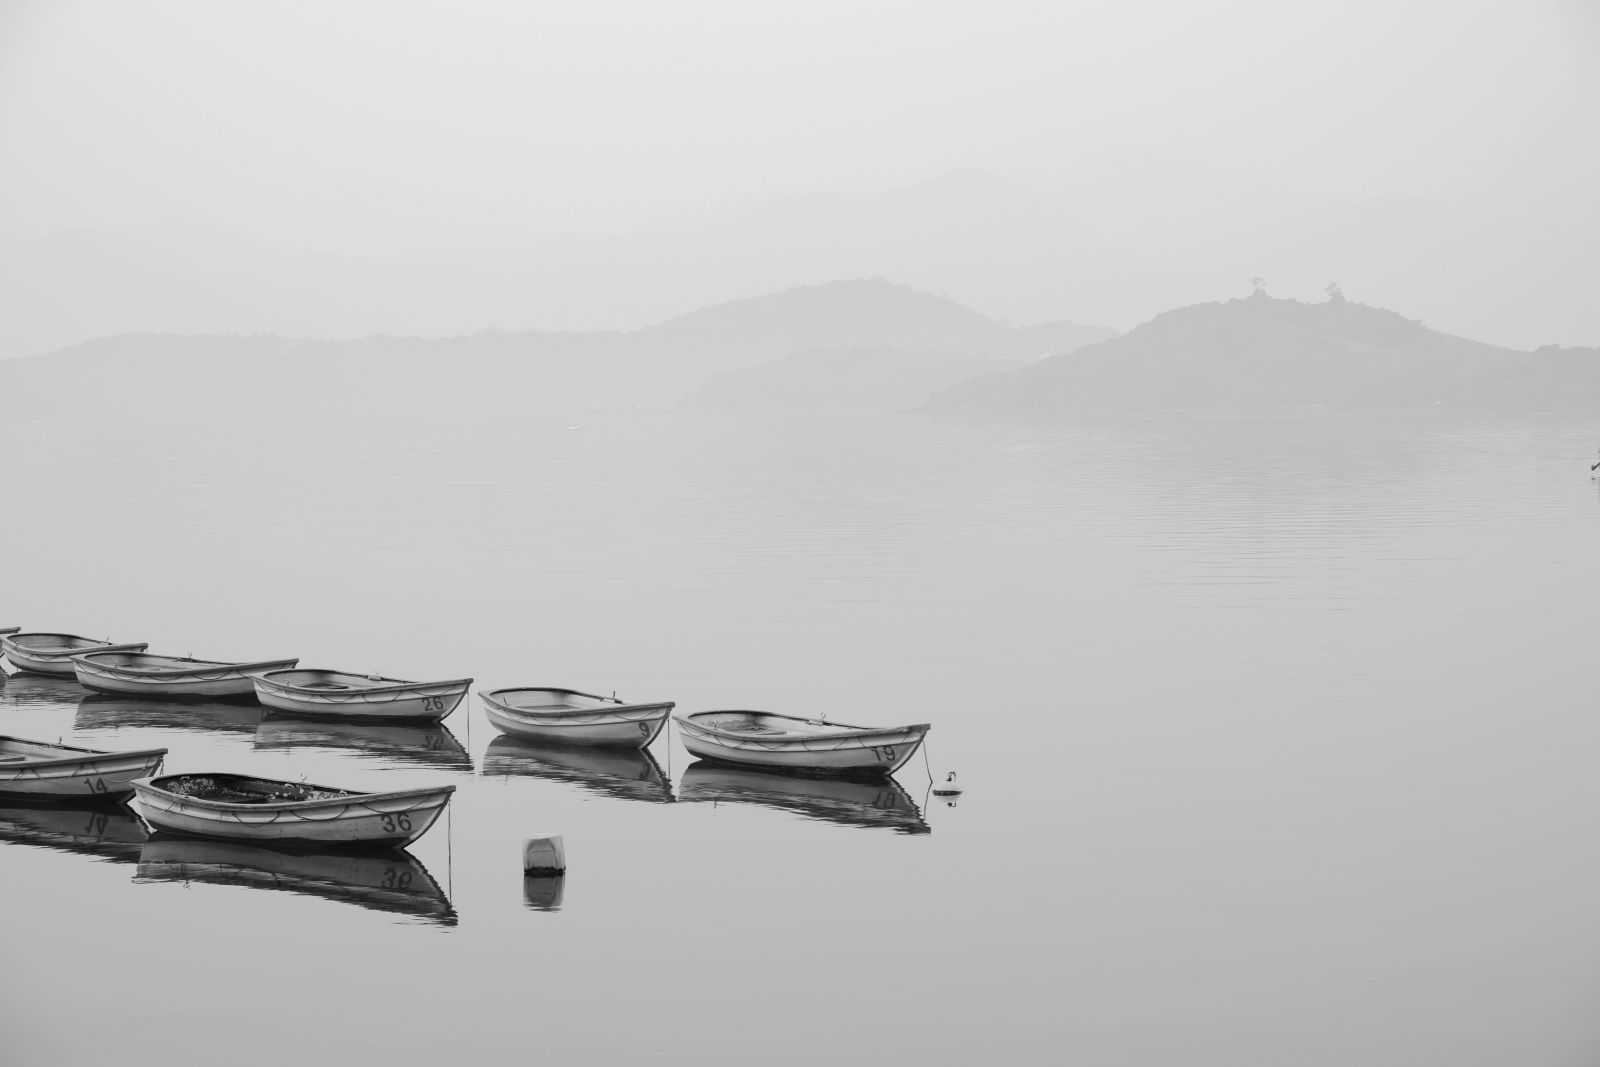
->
0;628;933;851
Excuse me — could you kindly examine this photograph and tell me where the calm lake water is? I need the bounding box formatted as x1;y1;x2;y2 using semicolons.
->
4;410;1600;1066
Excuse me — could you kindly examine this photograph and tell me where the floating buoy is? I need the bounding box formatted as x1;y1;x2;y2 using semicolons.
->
523;834;566;874
931;772;963;797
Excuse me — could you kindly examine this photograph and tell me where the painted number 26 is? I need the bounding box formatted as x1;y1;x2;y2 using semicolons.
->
421;696;445;713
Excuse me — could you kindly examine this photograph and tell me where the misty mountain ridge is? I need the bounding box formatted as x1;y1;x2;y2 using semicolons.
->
930;290;1600;415
0;279;1113;416
8;158;1596;364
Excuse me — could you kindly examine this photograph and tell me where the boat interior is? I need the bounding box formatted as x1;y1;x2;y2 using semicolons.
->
80;652;228;670
265;670;401;691
690;710;841;736
155;774;358;804
9;633;106;652
0;736;101;762
493;688;620;712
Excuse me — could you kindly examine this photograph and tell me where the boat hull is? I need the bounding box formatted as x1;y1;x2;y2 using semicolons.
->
73;654;299;699
251;673;471;722
2;635;149;677
480;690;673;747
0;742;167;798
130;777;452;847
675;713;928;776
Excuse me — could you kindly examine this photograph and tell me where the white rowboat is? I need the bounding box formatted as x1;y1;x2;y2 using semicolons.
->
674;710;929;776
479;687;674;747
0;735;167;798
2;633;149;677
130;773;453;847
250;669;472;721
73;651;299;699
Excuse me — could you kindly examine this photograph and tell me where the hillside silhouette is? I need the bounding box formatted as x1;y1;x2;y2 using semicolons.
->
929;291;1600;414
0;279;1110;416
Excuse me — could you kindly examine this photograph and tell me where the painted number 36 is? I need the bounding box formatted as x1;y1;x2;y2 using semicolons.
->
379;813;414;834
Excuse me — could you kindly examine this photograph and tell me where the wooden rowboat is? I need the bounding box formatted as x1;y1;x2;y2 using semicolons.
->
73;651;299;699
674;710;929;776
130;773;453;847
2;632;149;677
0;626;18;637
479;687;674;747
250;669;472;721
0;735;168;798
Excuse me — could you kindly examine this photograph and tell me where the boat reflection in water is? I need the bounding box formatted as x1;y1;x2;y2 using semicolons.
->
0;798;150;863
134;836;457;926
523;872;566;912
483;736;674;804
74;694;263;738
254;715;472;772
677;762;931;835
2;671;92;708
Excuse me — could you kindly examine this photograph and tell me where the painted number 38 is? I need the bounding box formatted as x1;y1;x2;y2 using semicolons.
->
379;813;414;834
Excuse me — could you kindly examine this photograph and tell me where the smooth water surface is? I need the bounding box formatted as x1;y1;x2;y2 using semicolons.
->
4;410;1600;1066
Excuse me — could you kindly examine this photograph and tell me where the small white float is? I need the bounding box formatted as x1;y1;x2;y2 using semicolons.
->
523;834;566;874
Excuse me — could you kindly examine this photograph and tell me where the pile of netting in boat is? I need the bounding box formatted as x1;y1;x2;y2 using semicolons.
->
163;775;354;803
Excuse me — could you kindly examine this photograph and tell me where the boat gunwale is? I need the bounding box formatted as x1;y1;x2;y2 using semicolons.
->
74;653;302;679
254;670;475;697
479;687;671;716
675;710;931;743
3;634;149;658
0;735;168;769
132;774;455;813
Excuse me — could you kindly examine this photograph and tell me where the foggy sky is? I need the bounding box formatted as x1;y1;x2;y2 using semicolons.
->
3;0;1595;253
0;1;1597;356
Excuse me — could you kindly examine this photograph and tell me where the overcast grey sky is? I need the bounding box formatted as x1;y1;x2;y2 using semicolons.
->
2;0;1595;254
